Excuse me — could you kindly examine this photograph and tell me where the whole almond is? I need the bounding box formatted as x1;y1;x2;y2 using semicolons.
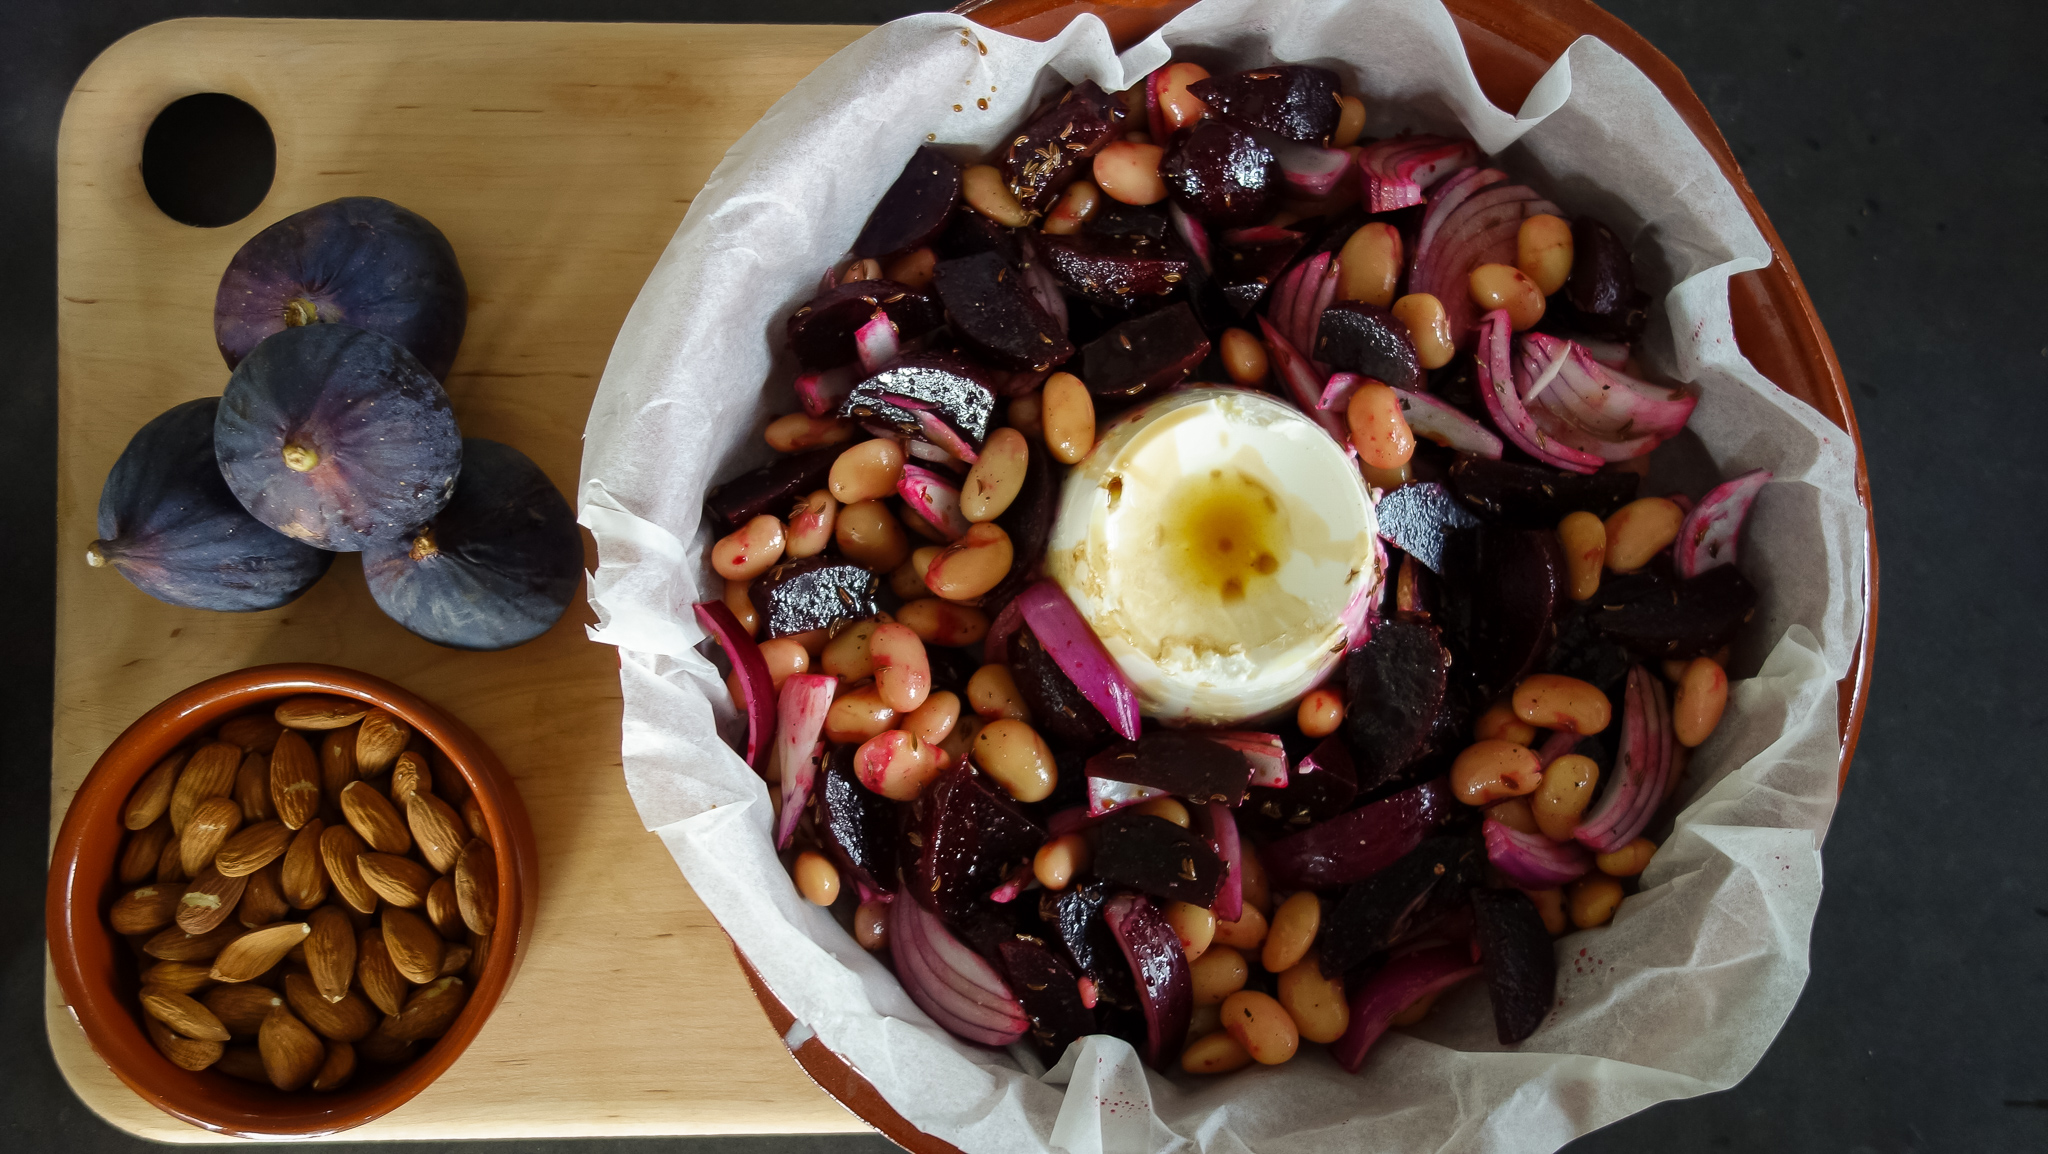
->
357;852;432;908
356;1019;414;1066
143;922;243;963
321;727;360;799
453;839;498;936
274;694;368;731
176;867;248;935
310;1038;356;1092
407;793;465;875
306;906;356;1002
145;1016;223;1072
238;860;291;928
424;876;464;940
210;920;311;982
465;930;489;983
389;751;430;806
216;820;291;877
119;818;174;885
388;976;467;1042
270;730;322;830
461;795;489;841
436;941;473;978
258;1005;324;1090
141;989;231;1042
215;1043;268;1081
169;742;240;833
218;711;284;753
180;795;245;877
339;781;410;854
141;960;215;995
125;749;187;831
234;751;276;823
380;907;443;984
280;819;330;910
319;824;380;913
354;710;411;776
111;883;188;936
203;983;286;1035
285;972;377;1042
155;828;188;883
357;929;408;1016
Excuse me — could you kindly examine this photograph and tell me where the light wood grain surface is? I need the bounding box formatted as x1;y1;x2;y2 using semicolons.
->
51;18;875;1142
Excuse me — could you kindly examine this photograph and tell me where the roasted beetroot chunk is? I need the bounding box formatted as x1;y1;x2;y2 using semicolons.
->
854;146;962;258
1317;835;1482;976
1471;888;1557;1043
1035;231;1192;309
1216;227;1306;315
933;251;1076;372
705;446;837;534
1041;880;1130;998
1560;217;1650;341
1264;777;1456;891
840;354;997;454
1243;735;1358;840
1343;619;1453;791
998;938;1097;1059
1314;301;1424;392
1374;482;1482;575
1093;811;1225;907
1161;121;1280;229
1079;302;1212;400
818;748;899;894
934;208;1024;264
916;766;1045;920
1003;81;1127;214
1009;624;1118;749
1589;563;1759;658
1188;65;1341;142
787;279;943;370
752;555;881;639
1102;893;1193;1069
1087;731;1252;806
1442;526;1566;700
1446;454;1640;528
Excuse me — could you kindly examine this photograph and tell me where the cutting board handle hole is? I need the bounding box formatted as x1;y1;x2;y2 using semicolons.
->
142;94;275;228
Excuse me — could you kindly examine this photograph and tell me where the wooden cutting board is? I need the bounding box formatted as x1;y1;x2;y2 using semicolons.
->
50;18;878;1142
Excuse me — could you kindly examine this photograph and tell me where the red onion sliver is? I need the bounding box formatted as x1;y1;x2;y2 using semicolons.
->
693;600;776;769
1015;580;1141;741
1675;468;1773;578
1201;803;1245;922
1356;135;1480;213
1275;139;1352;198
1330;944;1482;1072
1392;386;1504;457
890;897;1029;1045
1534;728;1580;768
854;310;899;375
1255;317;1352;445
1575;666;1673;852
982;595;1025;666
897;464;969;540
1168;202;1212;273
794;365;856;418
1476;311;1604;474
1103;893;1192;1069
1199;731;1288;789
1484;819;1594;888
1317;371;1365;412
770;674;836;849
1265;777;1456;890
1086;765;1167;817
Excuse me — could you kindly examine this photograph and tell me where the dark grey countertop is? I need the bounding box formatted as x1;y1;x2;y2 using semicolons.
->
5;1;2042;1150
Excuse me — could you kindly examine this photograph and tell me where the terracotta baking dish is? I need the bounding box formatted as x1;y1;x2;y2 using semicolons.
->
739;2;1880;1151
45;664;540;1139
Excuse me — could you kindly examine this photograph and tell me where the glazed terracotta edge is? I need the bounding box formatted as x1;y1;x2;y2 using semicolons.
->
46;663;540;1139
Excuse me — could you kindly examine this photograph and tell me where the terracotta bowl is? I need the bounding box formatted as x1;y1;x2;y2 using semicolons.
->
45;663;540;1139
740;3;1880;1153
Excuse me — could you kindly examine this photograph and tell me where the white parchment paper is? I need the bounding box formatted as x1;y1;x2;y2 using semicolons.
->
576;2;1868;1150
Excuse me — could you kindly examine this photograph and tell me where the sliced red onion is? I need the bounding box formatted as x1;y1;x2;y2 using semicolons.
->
1515;333;1696;460
1575;665;1673;853
1317;371;1365;411
1409;167;1560;343
693;601;776;769
1558;332;1630;369
982;595;1025;666
1329;943;1482;1072
1017;237;1071;335
1392;386;1503;458
1675;468;1773;578
1199;803;1245;922
911;410;979;464
897;464;969;540
1475;310;1603;474
890;895;1029;1046
904;437;958;464
1255;318;1351;445
1265;777;1455;890
794;365;856;418
1275;139;1352;198
1168;202;1212;274
1271;251;1331;355
1356;135;1480;213
1102;893;1193;1069
1085;759;1167;817
1300;258;1342;360
770;674;836;848
987;864;1033;904
1338;536;1385;648
1015;580;1141;741
854;310;900;376
1484;819;1593;888
1145;67;1171;144
1200;731;1287;789
1534;728;1579;768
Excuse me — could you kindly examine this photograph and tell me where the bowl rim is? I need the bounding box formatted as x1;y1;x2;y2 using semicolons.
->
45;662;540;1139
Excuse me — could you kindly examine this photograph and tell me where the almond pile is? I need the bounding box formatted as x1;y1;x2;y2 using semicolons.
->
109;694;500;1092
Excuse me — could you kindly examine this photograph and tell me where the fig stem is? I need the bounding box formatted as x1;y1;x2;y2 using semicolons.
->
281;443;320;472
284;298;320;328
85;542;108;567
409;529;439;562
